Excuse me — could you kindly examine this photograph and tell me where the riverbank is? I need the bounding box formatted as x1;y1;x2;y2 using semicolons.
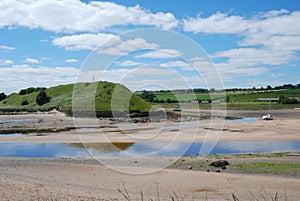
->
0;154;299;201
0;109;299;143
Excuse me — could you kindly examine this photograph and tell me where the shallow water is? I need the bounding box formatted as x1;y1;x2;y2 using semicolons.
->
0;119;40;124
0;117;298;158
0;141;299;158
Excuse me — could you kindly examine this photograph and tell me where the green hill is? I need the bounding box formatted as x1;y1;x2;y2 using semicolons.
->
0;81;151;112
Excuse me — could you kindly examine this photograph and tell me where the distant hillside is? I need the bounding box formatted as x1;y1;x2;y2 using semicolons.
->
0;81;151;112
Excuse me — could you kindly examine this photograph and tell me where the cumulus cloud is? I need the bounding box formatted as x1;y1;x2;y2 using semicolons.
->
0;0;178;32
24;58;39;64
183;10;300;76
182;10;300;51
211;48;297;66
0;45;15;51
136;49;182;59
182;10;300;36
160;61;193;71
65;59;79;63
183;12;249;34
53;33;117;50
0;65;79;94
0;59;14;66
118;60;140;66
97;37;159;55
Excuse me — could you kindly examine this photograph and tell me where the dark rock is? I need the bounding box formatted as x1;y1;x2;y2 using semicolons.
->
215;170;221;173
210;160;230;168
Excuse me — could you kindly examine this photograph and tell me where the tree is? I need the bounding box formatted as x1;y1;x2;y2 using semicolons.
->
36;90;50;106
0;92;7;101
266;85;272;90
138;90;156;102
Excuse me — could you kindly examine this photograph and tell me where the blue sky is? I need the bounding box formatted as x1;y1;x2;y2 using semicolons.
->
0;0;299;94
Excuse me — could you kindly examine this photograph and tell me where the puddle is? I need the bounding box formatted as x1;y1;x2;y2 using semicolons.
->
0;133;24;137
0;141;299;158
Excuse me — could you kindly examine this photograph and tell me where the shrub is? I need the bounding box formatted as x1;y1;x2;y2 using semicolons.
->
19;87;46;95
36;90;50;106
21;100;29;106
0;92;7;101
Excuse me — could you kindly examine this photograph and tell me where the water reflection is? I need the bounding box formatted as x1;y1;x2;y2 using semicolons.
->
0;141;299;158
70;142;134;153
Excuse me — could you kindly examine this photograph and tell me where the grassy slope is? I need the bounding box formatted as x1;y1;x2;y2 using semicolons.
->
0;82;151;112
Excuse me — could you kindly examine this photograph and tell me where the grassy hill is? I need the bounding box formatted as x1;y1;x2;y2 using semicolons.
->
0;81;151;112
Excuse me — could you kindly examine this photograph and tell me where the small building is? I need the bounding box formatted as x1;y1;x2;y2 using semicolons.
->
257;98;279;102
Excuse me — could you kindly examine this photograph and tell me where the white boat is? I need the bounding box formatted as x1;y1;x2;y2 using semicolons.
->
262;114;273;120
262;100;273;120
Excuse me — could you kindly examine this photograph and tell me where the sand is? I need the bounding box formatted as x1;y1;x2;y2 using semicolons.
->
0;157;299;201
0;109;299;200
0;109;299;143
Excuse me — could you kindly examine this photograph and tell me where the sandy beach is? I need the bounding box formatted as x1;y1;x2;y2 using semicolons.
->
0;155;299;201
0;109;299;200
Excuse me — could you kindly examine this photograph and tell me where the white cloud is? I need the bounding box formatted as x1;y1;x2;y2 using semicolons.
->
183;10;300;36
118;60;140;66
183;10;300;54
211;48;296;66
136;49;182;59
41;57;50;61
0;0;178;32
65;59;79;63
160;61;192;71
255;9;289;19
183;10;300;82
183;12;249;34
0;65;79;94
0;45;15;51
97;37;159;55
0;59;14;66
53;33;117;51
216;63;269;79
40;39;48;43
24;58;39;64
243;35;300;51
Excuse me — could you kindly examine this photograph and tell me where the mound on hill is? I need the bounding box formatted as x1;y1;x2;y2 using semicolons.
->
0;81;152;114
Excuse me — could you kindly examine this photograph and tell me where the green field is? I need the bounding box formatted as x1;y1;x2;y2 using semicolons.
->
154;93;225;101
145;89;300;110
